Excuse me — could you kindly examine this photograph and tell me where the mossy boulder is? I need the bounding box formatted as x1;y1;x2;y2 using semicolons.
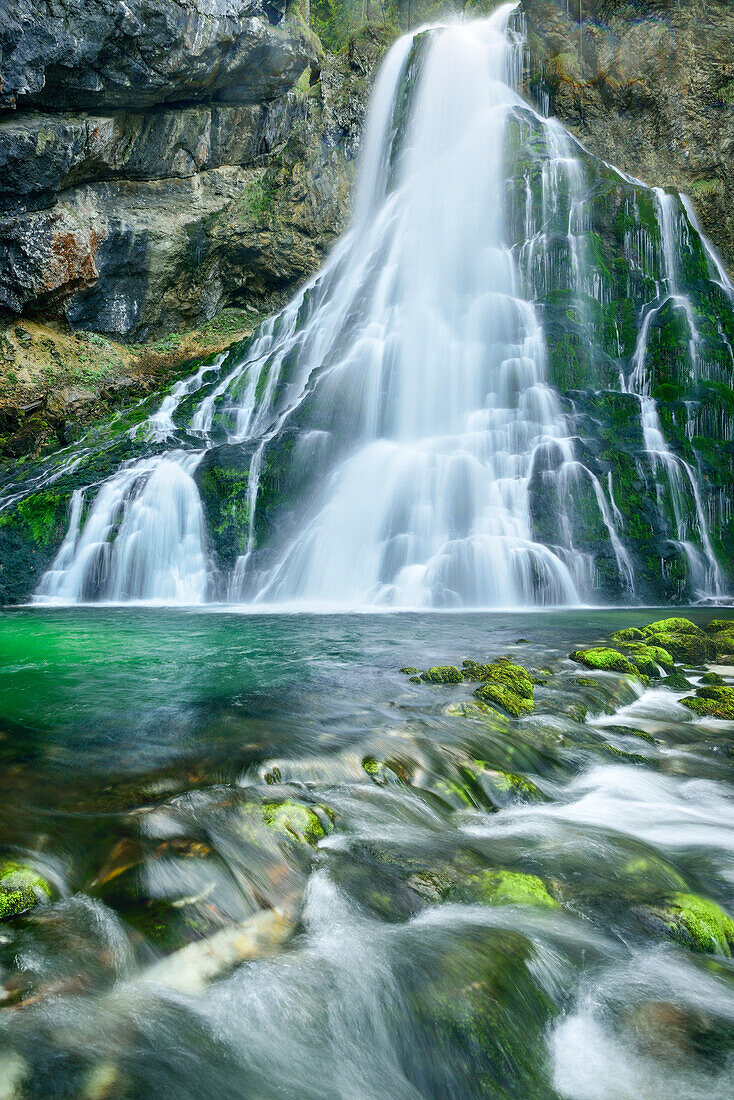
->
659;671;693;691
649;892;734;956
463;870;559;909
0;861;53;920
470;659;535;717
680;685;734;719
610;627;646;642
710;631;734;656
700;671;726;685
569;647;638;675
399;666;420;675
420;666;463;684
705;620;733;635
642;617;703;637
644;631;716;664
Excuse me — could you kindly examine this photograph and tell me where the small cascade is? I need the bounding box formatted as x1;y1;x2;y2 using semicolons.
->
37;453;208;604
625;188;724;597
28;5;733;607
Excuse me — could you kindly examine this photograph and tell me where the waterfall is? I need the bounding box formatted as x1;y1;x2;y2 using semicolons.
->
33;5;728;607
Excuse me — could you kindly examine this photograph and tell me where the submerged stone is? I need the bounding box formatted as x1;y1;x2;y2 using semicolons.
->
0;861;52;920
465;869;559;909
649;892;734;956
420;666;463;684
469;658;536;717
473;682;534;717
261;800;334;847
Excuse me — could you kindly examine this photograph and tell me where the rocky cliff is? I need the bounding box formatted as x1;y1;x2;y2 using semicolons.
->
0;0;381;343
521;0;734;272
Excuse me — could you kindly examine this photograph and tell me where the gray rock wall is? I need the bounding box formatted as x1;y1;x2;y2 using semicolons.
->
0;0;321;338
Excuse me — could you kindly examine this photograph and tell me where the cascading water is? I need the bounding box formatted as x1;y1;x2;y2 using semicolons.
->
31;5;731;607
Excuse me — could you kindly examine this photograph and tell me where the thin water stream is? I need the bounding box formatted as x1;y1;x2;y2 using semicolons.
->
0;606;733;1097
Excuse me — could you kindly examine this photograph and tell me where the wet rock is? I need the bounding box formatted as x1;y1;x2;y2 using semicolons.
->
399;666;420;675
469;658;536;717
0;861;52;920
659;671;693;691
261;799;333;846
700;671;727;685
705;619;734;635
144;905;296;994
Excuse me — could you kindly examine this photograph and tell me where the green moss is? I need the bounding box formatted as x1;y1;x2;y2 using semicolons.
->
659;672;693;691
465;870;559;909
420;666;463;684
261;800;333;846
569;647;638;675
610;627;646;642
623;643;675;676
681;685;734;719
0;861;52;920
642;617;702;637
473;682;534;717
711;630;734;655
399;666;420;675
655;892;734;956
645;632;716;664
705;619;733;635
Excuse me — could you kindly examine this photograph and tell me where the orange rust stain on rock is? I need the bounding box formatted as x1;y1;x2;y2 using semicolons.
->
45;228;100;292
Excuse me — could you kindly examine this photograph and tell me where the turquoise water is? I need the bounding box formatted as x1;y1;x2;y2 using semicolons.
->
0;607;733;1097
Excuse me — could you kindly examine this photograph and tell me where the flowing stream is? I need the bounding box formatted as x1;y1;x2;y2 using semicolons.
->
1;606;734;1097
30;6;729;608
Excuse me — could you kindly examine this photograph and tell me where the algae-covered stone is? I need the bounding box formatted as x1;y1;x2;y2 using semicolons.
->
399;667;420;675
624;643;675;674
642;618;703;637
465;869;559;909
710;630;734;656
420;666;463;684
681;686;734;719
473;682;534;717
569;647;638;675
0;861;52;920
261;800;333;847
610;627;646;642
469;766;543;809
650;892;734;956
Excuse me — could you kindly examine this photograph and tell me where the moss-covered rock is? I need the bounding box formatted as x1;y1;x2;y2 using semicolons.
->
648;892;734;956
700;671;726;685
642;617;703;637
420;666;463;684
399;666;420;675
680;685;734;719
710;630;734;656
705;620;733;635
644;631;716;664
261;800;333;847
463;869;559;909
610;627;646;642
659;671;693;691
0;861;53;920
473;682;534;717
569;647;638;675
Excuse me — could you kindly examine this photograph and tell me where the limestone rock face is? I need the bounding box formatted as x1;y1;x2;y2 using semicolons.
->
521;0;734;271
0;0;348;338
